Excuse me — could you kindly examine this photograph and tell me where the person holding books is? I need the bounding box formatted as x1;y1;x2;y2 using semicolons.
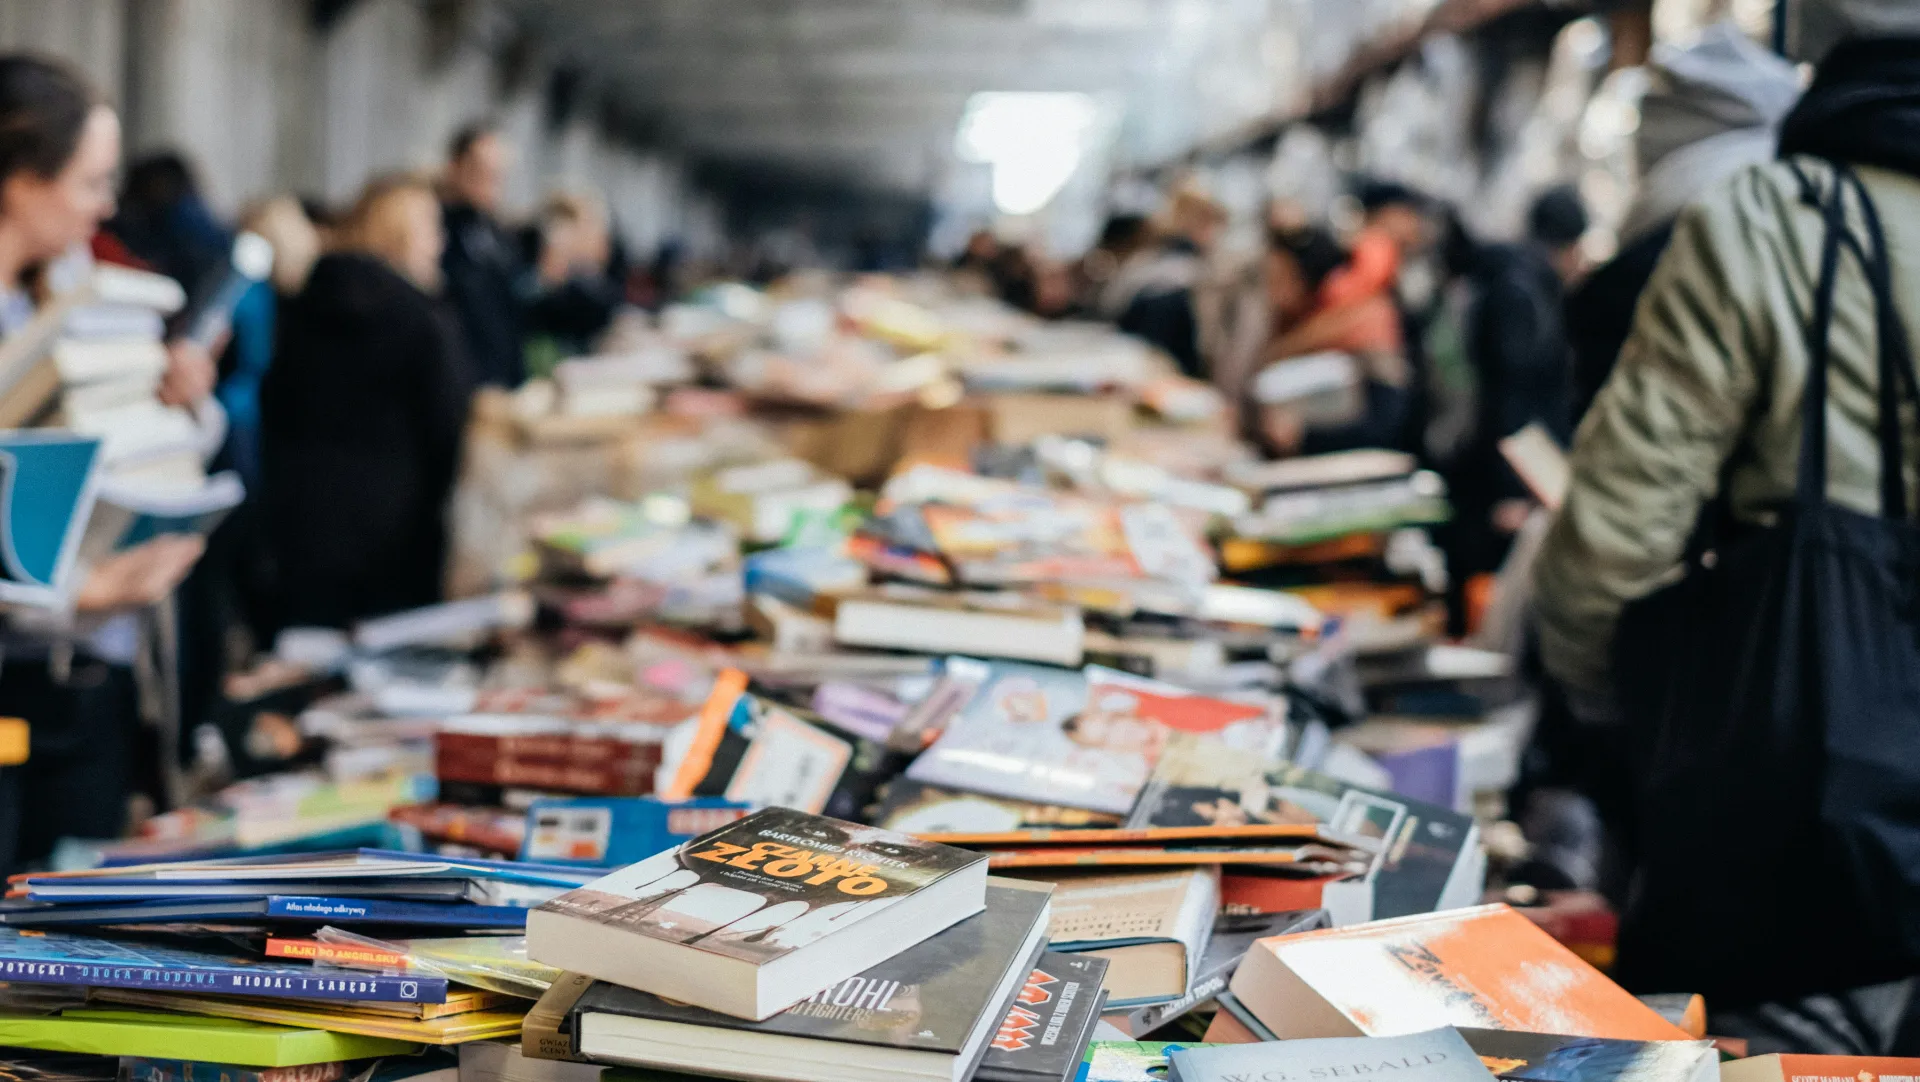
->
261;174;473;632
1255;225;1413;458
0;53;215;873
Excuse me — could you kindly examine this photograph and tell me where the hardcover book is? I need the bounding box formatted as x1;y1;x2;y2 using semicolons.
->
526;807;987;1020
1046;868;1219;1009
569;882;1050;1082
1114;908;1330;1037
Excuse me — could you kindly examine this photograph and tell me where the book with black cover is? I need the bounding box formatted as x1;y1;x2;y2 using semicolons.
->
528;808;988;1020
976;952;1110;1082
569;881;1049;1082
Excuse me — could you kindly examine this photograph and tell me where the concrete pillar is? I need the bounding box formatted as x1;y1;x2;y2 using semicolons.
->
0;0;127;105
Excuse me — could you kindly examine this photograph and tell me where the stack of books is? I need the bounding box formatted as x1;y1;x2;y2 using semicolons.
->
515;807;1106;1082
0;851;608;1050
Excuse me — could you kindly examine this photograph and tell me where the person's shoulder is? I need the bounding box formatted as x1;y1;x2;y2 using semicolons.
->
1677;159;1829;243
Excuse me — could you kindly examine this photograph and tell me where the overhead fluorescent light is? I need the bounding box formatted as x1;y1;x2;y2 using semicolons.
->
955;91;1100;215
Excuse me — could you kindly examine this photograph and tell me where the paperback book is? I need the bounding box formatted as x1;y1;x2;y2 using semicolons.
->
526;807;988;1020
975;952;1110;1082
567;881;1050;1082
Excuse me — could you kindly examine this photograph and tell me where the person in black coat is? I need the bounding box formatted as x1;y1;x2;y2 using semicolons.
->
263;174;473;631
439;123;526;388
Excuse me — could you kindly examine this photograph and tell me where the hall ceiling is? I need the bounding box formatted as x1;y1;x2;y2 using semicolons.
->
501;0;1456;194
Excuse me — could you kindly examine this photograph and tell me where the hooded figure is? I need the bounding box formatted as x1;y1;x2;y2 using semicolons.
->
1536;0;1920;1045
1565;23;1800;420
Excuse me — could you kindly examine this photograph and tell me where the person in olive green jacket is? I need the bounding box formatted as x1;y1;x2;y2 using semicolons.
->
1533;5;1920;1052
1535;29;1920;721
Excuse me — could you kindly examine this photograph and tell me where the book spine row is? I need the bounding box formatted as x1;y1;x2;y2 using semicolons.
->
0;953;448;1003
125;1060;349;1082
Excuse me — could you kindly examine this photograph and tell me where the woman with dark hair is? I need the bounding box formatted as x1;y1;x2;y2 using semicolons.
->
0;53;210;872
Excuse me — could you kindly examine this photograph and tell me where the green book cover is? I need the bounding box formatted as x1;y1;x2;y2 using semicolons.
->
1085;1042;1226;1082
0;1009;418;1066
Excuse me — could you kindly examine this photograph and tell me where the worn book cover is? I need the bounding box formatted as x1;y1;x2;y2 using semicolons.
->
1229;905;1691;1043
909;662;1161;815
1459;1027;1717;1082
1117;909;1330;1037
570;882;1048;1054
875;780;1122;836
1170;1027;1495;1082
533;808;982;965
1128;741;1477;920
976;952;1110;1082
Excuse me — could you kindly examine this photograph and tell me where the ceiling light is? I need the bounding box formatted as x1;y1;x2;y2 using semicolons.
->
955;91;1100;215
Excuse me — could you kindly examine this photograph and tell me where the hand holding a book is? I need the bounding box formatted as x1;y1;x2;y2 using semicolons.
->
157;338;217;408
1259;404;1307;457
75;535;205;614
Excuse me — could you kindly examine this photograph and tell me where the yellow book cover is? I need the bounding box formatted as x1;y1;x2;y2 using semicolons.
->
88;989;525;1045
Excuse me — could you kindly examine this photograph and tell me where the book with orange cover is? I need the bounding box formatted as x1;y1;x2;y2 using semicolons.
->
913;823;1327;847
1723;1056;1920;1082
981;843;1366;870
264;938;407;969
1228;903;1691;1042
88;988;525;1044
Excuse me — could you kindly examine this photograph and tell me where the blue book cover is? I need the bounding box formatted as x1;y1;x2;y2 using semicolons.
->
519;797;750;869
0;895;531;930
0;431;103;607
0;926;449;1003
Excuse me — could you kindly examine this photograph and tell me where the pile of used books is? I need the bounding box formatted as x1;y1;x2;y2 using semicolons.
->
0;274;1779;1080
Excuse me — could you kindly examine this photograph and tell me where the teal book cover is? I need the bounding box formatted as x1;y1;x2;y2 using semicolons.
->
0;431;102;607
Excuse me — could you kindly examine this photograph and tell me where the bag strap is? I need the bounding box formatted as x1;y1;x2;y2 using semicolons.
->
1796;165;1849;506
1791;160;1920;516
1837;165;1920;521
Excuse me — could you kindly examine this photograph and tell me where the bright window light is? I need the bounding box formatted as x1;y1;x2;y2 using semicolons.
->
956;92;1099;216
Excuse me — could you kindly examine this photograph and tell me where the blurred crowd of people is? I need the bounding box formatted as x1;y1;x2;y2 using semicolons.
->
958;173;1594;636
0;52;656;870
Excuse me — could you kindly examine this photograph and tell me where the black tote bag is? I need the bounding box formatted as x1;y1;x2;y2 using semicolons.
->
1613;163;1920;1003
